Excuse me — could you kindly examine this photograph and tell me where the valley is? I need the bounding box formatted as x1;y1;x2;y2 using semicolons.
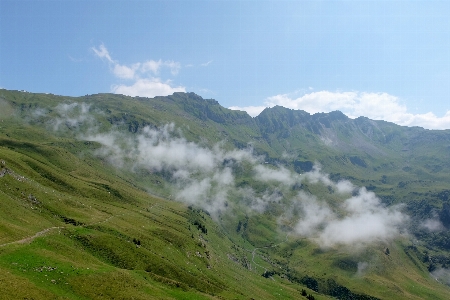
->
1;89;450;299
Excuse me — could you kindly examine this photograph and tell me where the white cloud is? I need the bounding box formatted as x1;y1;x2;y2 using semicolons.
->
80;122;258;218
113;63;140;80
68;55;83;62
266;91;357;113
92;44;113;63
230;90;450;129
141;60;162;74
164;60;181;75
92;44;184;98
293;187;408;248
51;102;94;131
201;60;213;67
294;192;335;237
356;262;369;277
112;78;186;98
253;164;297;186
304;164;333;186
319;211;402;248
431;268;450;285
141;60;180;75
335;180;355;194
228;105;266;117
421;217;445;232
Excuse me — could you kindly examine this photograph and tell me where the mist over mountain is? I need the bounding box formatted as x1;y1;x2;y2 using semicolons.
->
2;89;450;299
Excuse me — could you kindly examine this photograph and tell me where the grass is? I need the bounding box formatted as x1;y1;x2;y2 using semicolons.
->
0;141;314;299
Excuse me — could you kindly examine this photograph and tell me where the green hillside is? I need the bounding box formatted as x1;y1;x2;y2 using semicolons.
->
1;89;450;299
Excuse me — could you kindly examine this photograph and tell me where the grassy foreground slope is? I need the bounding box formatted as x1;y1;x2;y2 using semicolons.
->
0;89;450;299
0;129;321;299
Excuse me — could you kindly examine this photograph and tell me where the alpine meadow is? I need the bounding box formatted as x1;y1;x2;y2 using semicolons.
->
1;89;450;299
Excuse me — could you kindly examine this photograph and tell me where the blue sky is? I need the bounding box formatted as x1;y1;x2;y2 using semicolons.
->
2;1;450;129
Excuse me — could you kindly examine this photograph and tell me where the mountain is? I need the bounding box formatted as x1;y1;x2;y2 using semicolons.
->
1;89;450;299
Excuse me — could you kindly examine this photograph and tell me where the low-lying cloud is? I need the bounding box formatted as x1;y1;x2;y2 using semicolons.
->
420;216;445;232
356;261;369;277
82;123;260;215
431;268;450;286
37;102;95;132
39;103;409;248
293;188;407;248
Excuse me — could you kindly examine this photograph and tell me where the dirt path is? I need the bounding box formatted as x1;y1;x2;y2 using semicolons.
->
0;226;64;247
244;214;296;279
249;232;290;278
0;211;126;248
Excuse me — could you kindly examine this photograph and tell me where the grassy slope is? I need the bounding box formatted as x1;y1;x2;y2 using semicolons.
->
0;93;320;299
0;137;323;299
1;89;450;299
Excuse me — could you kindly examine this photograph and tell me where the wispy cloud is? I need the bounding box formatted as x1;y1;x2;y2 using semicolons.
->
230;91;450;129
431;268;450;286
68;55;83;62
420;215;445;232
51;102;93;131
92;44;113;63
91;44;185;97
201;60;213;67
163;60;181;75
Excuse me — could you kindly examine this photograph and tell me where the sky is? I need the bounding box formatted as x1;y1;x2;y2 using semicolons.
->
2;0;450;129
